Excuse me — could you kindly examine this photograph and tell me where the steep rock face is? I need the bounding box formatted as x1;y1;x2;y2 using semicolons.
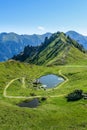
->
66;31;87;49
13;32;87;66
0;32;51;61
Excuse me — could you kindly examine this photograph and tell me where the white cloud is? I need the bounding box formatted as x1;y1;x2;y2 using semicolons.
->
37;26;45;31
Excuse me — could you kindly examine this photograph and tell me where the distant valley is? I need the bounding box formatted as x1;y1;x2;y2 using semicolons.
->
0;32;51;61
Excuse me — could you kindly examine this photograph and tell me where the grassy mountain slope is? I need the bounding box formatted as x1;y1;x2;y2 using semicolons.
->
0;61;87;130
14;32;87;65
32;32;87;66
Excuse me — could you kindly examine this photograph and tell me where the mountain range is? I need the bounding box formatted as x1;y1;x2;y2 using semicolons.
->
0;30;87;62
66;31;87;49
0;32;51;61
13;32;87;66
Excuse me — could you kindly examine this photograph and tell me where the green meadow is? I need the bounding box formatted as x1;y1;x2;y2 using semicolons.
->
0;61;87;130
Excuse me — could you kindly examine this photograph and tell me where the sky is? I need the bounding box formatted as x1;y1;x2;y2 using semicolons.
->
0;0;87;35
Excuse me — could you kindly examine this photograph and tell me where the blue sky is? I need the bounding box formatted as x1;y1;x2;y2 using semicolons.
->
0;0;87;35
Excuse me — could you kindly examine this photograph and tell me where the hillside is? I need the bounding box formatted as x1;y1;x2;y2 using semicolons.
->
66;31;87;49
14;32;87;66
0;32;51;61
0;61;87;130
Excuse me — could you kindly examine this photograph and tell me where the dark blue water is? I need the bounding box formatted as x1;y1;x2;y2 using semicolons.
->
38;74;64;88
18;98;39;108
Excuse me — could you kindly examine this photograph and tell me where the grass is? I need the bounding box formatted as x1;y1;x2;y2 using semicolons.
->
26;32;87;66
0;60;87;130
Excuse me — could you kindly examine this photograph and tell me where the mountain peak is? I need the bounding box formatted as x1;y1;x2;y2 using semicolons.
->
13;32;87;66
66;31;87;49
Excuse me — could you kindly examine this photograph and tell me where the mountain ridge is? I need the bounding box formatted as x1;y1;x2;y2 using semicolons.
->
0;32;51;61
13;32;87;66
0;30;87;62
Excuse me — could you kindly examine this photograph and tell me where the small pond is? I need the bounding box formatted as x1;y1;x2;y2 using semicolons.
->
18;98;39;108
38;74;64;88
18;74;64;108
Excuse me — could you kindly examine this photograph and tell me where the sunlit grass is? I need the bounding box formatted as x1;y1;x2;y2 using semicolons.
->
0;61;87;130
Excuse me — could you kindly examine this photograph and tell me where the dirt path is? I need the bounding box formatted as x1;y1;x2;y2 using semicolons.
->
3;70;69;99
58;69;69;87
3;78;19;98
22;77;26;88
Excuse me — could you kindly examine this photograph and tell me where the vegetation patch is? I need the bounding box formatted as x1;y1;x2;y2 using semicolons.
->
66;89;83;101
66;89;87;101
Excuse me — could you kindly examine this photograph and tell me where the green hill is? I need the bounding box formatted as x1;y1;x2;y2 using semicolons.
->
0;61;87;130
14;32;87;66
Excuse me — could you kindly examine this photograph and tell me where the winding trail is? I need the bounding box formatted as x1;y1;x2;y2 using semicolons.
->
22;77;26;88
3;78;20;98
3;70;69;99
58;70;69;87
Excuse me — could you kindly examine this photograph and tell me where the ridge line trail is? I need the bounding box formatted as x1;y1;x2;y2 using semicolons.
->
3;70;69;99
